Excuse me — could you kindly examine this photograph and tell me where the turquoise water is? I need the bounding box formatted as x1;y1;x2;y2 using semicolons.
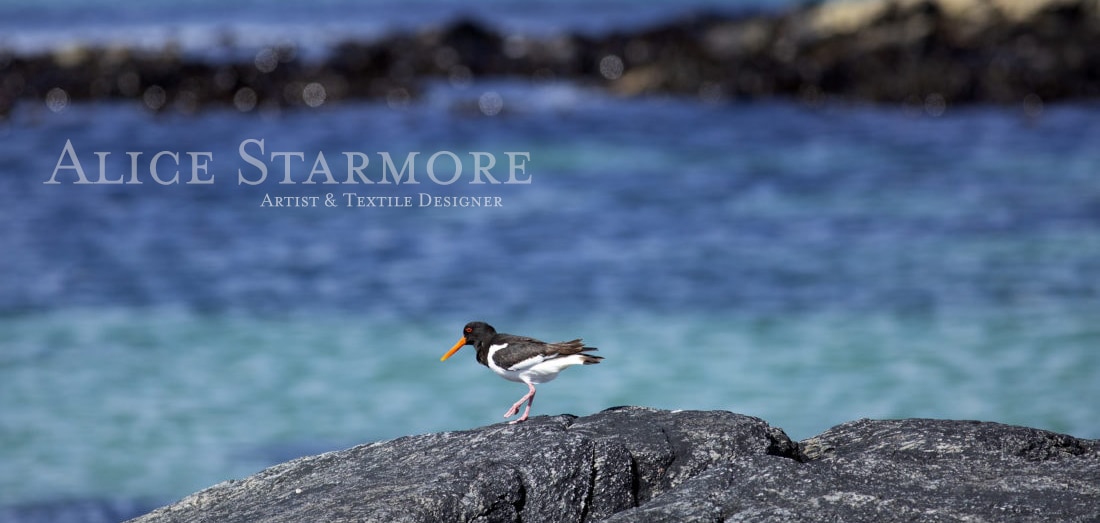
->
4;305;1099;507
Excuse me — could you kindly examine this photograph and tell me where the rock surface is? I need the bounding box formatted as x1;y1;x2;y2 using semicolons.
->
129;407;1100;523
3;0;1100;115
609;416;1100;522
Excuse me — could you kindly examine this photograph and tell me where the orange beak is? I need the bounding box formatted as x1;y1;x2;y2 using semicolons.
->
440;337;467;361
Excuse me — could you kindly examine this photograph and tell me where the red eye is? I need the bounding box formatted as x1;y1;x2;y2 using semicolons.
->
465;327;472;333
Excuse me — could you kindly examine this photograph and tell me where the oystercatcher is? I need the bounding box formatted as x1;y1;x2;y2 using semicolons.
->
440;321;603;424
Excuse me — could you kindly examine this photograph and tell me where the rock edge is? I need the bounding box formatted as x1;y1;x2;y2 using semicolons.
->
128;406;1100;523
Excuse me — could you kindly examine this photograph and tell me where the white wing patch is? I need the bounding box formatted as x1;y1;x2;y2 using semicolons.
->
486;342;589;385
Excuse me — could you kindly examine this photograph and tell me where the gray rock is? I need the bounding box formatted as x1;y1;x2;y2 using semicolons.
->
128;408;1100;523
606;417;1100;522
128;407;796;523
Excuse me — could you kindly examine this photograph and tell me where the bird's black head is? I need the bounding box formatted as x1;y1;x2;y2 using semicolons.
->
461;321;496;341
440;321;497;361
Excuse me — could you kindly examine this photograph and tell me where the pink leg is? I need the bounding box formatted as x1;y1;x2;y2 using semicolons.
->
514;393;535;423
504;382;537;423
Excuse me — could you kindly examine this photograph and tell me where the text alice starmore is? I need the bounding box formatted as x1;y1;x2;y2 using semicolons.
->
45;138;532;186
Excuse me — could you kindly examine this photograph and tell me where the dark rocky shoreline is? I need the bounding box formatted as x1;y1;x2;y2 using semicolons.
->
128;406;1099;522
4;0;1100;116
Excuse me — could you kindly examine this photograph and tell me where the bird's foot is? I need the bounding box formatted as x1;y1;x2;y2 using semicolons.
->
503;396;529;418
508;414;529;424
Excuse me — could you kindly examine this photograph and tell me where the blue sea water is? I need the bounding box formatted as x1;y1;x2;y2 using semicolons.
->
2;1;1100;522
